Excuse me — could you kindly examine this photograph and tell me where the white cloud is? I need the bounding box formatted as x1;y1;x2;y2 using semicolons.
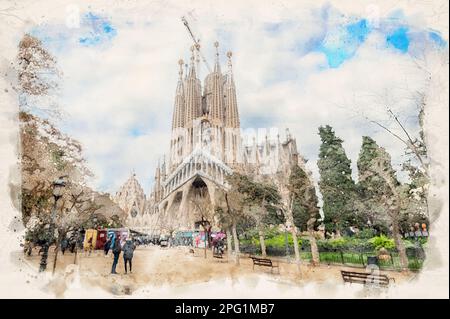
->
30;0;446;196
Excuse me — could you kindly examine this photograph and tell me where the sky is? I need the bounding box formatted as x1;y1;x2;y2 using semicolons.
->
26;0;448;197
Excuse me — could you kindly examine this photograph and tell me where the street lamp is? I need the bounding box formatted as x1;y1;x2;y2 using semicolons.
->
39;176;67;272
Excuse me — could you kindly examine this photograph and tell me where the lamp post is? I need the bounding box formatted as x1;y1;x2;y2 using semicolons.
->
39;176;66;272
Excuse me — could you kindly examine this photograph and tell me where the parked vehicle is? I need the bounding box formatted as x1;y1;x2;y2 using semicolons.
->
159;237;168;247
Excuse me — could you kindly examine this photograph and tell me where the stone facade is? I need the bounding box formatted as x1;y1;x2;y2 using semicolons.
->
113;173;148;229
114;43;304;235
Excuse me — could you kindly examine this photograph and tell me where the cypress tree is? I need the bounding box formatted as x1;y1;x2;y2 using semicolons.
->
317;125;356;236
356;136;390;233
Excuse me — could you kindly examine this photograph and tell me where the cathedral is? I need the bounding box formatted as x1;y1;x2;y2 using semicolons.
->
113;43;304;235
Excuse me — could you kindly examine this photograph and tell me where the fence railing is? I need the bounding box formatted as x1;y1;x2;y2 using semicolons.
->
239;244;425;271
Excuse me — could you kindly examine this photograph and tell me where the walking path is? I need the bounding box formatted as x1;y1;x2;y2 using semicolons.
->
14;245;416;298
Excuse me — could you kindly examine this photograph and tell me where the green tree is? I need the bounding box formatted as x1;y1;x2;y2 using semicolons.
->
288;164;321;265
317;125;357;236
215;173;249;265
357;137;409;270
356;136;390;232
401;158;429;230
216;173;282;260
240;176;282;257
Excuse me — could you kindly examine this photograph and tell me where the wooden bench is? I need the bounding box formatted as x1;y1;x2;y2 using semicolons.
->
341;270;395;287
251;257;279;274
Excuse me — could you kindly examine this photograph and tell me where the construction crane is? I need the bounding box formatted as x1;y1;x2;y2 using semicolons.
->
181;16;212;73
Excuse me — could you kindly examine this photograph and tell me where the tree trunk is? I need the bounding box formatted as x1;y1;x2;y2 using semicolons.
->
52;231;65;275
39;243;49;272
392;218;409;271
74;245;78;264
258;225;267;257
381;172;409;272
232;221;240;265
226;228;233;262
203;227;207;259
307;218;320;266
52;243;59;275
284;197;302;277
291;226;302;277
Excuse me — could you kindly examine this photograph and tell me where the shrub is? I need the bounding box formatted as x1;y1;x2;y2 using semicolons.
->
369;235;395;250
265;233;302;248
317;237;350;251
329;238;347;248
355;228;376;239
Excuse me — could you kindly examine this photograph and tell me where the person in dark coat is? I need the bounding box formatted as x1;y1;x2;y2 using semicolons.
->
122;239;136;274
104;238;111;256
60;238;69;255
111;238;122;274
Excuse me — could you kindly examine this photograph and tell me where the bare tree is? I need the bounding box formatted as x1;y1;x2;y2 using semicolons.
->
274;173;302;277
191;188;214;259
274;160;321;273
51;185;103;273
16;34;63;119
215;182;247;265
360;147;410;271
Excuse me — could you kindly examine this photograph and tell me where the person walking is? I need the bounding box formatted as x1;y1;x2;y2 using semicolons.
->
61;237;69;255
104;237;111;257
86;237;93;256
123;239;135;274
111;238;122;274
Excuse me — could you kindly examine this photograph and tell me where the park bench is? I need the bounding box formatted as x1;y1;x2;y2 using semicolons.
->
251;257;280;274
341;270;395;287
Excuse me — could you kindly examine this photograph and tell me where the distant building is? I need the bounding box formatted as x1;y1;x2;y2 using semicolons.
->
113;173;147;229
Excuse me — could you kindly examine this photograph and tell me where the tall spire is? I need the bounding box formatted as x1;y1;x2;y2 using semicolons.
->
203;41;224;122
224;51;239;128
195;42;201;78
171;59;185;129
178;58;184;79
184;45;201;126
213;41;221;73
188;45;196;79
226;51;234;84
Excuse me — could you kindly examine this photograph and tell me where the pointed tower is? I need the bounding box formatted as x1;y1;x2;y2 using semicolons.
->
170;59;186;169
113;173;146;222
184;46;202;126
154;160;162;202
204;42;225;122
171;59;185;130
224;50;242;165
224;51;240;128
183;46;202;155
198;42;225;159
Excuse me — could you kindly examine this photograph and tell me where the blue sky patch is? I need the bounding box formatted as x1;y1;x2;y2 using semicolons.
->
429;31;447;48
264;21;297;35
79;12;117;47
29;11;117;51
386;27;409;53
346;19;370;43
318;19;371;68
129;127;144;137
